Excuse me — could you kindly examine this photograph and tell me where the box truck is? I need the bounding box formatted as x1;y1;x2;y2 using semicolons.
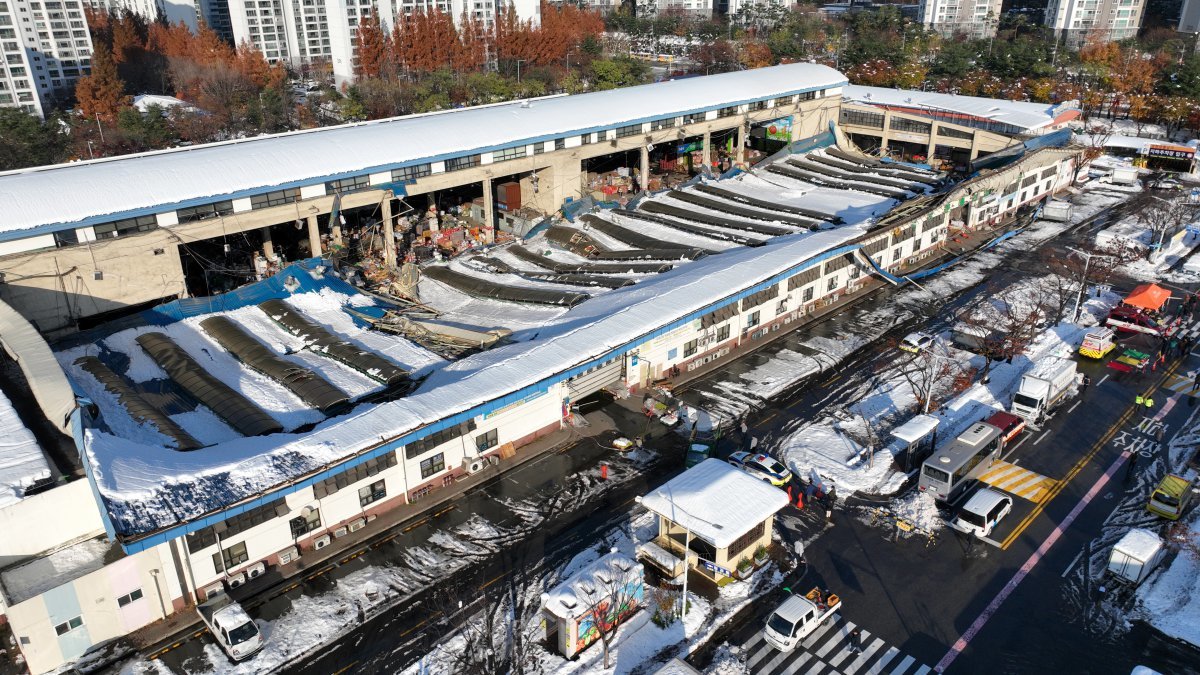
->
1011;356;1078;423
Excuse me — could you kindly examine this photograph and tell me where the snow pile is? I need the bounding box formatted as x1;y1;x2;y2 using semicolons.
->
887;490;945;533
780;421;906;496
1135;513;1200;647
0;386;50;508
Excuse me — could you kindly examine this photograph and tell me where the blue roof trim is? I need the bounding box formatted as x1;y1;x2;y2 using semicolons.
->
74;408;117;541
0;80;847;245
117;236;867;552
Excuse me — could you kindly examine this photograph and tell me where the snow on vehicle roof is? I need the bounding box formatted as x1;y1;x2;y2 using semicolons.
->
0;386;50;508
214;600;255;628
542;551;640;620
83;218;869;539
638;459;788;549
1114;528;1162;560
842;85;1073;132
890;414;939;443
0;63;846;236
1028;356;1073;379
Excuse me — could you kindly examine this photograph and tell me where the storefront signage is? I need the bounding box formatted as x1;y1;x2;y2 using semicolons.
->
698;558;733;577
764;117;792;142
1147;145;1194;160
483;389;547;420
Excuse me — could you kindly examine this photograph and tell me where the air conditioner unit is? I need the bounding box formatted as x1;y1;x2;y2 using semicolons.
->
463;457;487;474
334;526;349;538
313;534;331;550
203;584;224;601
247;562;266;580
226;572;246;589
348;518;366;533
278;546;299;565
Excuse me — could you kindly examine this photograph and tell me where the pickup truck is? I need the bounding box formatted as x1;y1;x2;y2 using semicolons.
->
198;592;264;662
763;587;841;652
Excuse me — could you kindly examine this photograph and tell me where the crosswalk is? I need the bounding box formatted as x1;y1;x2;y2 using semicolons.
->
737;614;933;675
976;460;1057;503
1161;371;1200;396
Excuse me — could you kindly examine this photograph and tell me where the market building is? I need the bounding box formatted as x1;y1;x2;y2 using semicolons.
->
0;63;1087;673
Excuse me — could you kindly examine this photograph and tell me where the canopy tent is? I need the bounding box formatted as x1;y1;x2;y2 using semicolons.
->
1124;284;1172;312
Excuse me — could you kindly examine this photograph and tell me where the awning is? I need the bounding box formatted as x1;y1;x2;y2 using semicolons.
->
1124;283;1172;312
0;299;76;435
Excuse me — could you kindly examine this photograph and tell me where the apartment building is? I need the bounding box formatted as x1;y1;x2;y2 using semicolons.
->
1045;0;1145;48
0;0;93;118
229;0;539;86
917;0;1001;38
80;0;233;39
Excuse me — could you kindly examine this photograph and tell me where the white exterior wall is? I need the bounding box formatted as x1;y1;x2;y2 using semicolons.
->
918;0;1002;38
0;0;94;118
1045;0;1144;48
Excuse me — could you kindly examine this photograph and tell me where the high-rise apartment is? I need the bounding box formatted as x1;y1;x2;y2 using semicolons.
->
918;0;1003;38
81;0;233;41
0;0;94;117
1045;0;1145;48
229;0;539;87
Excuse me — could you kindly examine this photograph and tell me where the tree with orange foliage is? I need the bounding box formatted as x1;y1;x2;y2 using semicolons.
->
75;43;128;122
847;59;896;87
395;8;462;74
738;41;773;70
355;10;391;79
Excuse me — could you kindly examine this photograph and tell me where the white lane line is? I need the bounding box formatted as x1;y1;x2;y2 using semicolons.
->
1033;429;1051;446
1062;549;1084;578
1098;374;1110;385
1068;400;1082;414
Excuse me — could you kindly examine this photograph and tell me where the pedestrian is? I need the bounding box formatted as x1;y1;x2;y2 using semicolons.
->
849;628;862;655
1157;425;1167;451
1125;450;1139;481
1193;369;1200;393
1170;337;1180;358
1081;373;1091;394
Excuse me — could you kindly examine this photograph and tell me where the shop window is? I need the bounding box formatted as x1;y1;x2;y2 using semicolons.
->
358;479;386;507
555;138;566;150
213;541;249;573
579;132;594;145
177;200;234;223
683;112;705;124
392;164;430;183
683;339;699;357
774;94;795;106
419;453;445;479
326;174;371;194
750;100;768;111
117;588;144;607
93;214;157;239
650;117;676;130
313;451;397;498
716;324;730;342
839;109;884;129
445;154;480;171
776;299;788;315
889;117;931;134
475;429;498;453
746;311;760;328
493;145;526;162
54;616;83;635
53;229;78;247
716;105;738;118
616;123;641;138
827;276;838;292
250;188;299;209
289;508;321;537
802;287;814;302
798;91;816;101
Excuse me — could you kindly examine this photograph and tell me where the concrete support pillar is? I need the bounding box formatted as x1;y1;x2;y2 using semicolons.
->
482;178;495;231
789;114;803;143
382;197;396;268
926;137;938;165
260;226;274;259
331;217;343;247
701;130;712;171
307;214;321;258
639;145;650;192
969;132;981;160
736;119;747;165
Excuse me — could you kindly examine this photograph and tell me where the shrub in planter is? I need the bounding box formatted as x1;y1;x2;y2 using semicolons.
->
754;544;770;565
736;557;753;578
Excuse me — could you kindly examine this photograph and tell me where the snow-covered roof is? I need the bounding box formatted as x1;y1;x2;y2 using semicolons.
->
639;459;788;549
542;551;641;620
83;217;870;541
132;94;196;113
1114;528;1162;560
843;85;1073;132
653;659;703;675
0;535;112;605
0;387;49;509
0;63;846;236
890;414;939;443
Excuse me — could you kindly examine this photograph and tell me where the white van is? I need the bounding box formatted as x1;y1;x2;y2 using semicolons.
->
951;488;1012;538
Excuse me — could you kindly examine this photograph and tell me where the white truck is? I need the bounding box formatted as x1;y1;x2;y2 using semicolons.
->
763;587;841;652
197;592;264;662
1111;166;1139;186
1011;356;1078;423
1107;528;1167;586
1042;201;1073;223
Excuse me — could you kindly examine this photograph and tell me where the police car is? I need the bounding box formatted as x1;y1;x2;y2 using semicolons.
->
728;451;793;487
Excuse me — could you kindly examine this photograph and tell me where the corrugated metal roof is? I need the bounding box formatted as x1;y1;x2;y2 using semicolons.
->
843;85;1072;132
0;63;846;236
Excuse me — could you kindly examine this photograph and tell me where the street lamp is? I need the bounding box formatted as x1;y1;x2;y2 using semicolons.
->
515;59;525;84
1066;246;1115;323
635;495;723;618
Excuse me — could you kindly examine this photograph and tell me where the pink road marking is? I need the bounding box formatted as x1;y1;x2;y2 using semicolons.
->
934;448;1130;673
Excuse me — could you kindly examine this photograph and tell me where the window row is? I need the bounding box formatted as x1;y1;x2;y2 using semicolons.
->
187;498;287;552
312;450;398;499
404;420;475;459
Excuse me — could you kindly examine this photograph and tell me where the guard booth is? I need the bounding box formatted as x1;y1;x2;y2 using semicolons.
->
889;414;939;472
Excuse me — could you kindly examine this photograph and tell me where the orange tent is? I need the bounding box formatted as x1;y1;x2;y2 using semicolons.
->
1124;283;1172;312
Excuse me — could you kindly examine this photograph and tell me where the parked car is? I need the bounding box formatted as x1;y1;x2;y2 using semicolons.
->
950;488;1013;538
685;444;711;468
899;331;935;354
728;451;792;487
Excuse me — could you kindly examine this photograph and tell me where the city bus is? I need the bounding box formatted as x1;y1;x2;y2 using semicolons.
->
918;421;1005;503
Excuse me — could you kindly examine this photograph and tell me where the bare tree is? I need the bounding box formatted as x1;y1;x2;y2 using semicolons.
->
1139;195;1193;261
957;281;1049;380
888;341;967;413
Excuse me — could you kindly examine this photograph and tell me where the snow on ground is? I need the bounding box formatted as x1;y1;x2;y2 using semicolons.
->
0;386;50;507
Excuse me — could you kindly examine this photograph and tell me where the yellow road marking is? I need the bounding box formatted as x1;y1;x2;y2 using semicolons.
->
978;460;1058;503
332;661;359;675
1000;361;1181;550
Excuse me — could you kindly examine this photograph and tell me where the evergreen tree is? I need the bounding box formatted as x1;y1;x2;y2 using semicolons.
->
0;108;67;170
